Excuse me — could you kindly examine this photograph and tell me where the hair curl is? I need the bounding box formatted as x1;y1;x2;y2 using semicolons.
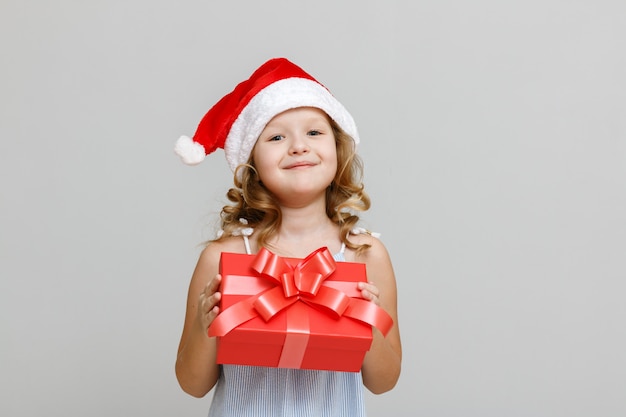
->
213;118;371;254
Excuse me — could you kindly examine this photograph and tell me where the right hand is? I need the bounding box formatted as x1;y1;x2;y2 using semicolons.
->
196;274;222;334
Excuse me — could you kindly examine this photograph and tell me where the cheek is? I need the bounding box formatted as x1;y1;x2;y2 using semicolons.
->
254;160;270;183
251;153;276;183
327;148;338;173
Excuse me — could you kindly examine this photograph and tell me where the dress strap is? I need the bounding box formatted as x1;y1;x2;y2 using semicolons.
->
242;235;252;255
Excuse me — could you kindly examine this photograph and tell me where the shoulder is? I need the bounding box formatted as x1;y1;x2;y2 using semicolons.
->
359;238;391;265
347;232;392;268
204;236;247;254
196;237;248;271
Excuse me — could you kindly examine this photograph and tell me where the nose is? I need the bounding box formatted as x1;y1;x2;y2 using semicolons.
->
289;134;310;155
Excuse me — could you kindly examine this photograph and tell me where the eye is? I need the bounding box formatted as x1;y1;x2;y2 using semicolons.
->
268;134;284;142
307;130;322;136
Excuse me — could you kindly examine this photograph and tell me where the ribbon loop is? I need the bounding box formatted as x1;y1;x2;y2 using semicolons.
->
251;249;291;285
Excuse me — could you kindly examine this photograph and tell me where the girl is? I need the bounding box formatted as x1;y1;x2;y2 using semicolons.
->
174;58;401;417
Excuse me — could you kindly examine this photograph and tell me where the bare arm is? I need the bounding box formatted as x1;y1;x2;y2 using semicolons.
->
355;237;402;394
175;243;223;397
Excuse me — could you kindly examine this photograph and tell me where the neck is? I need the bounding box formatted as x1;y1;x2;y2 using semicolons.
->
283;210;331;234
266;200;340;257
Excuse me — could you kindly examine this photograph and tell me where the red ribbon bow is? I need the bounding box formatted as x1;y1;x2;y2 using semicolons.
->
209;247;393;339
251;247;351;321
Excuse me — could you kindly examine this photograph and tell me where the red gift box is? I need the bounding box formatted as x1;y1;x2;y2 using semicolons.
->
208;247;393;372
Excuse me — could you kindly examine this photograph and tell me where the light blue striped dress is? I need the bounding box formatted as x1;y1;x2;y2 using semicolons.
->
208;247;367;417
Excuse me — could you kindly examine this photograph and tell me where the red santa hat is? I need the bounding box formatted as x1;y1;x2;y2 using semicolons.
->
174;57;360;171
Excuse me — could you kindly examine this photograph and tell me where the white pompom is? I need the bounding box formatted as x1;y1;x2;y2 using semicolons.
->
174;135;206;165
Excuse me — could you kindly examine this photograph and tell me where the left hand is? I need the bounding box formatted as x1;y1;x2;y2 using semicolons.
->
358;281;381;306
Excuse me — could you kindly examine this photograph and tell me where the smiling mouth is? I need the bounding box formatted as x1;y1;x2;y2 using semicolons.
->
285;162;316;169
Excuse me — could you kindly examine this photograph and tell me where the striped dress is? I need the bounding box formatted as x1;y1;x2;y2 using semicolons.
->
207;249;367;417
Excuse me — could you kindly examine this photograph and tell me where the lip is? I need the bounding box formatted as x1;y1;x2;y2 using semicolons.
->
284;161;317;169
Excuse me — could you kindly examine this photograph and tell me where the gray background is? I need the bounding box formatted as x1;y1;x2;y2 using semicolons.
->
1;1;624;416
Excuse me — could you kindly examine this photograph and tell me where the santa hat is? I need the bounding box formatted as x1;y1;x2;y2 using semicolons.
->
174;57;359;171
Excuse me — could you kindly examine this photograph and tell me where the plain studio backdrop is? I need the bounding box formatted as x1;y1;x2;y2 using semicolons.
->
1;1;624;416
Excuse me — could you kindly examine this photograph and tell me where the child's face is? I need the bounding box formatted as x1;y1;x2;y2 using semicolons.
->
253;107;338;205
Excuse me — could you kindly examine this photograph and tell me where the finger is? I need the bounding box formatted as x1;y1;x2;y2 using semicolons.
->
206;305;220;322
367;281;380;297
360;288;377;303
203;290;222;311
358;282;379;297
204;274;222;296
